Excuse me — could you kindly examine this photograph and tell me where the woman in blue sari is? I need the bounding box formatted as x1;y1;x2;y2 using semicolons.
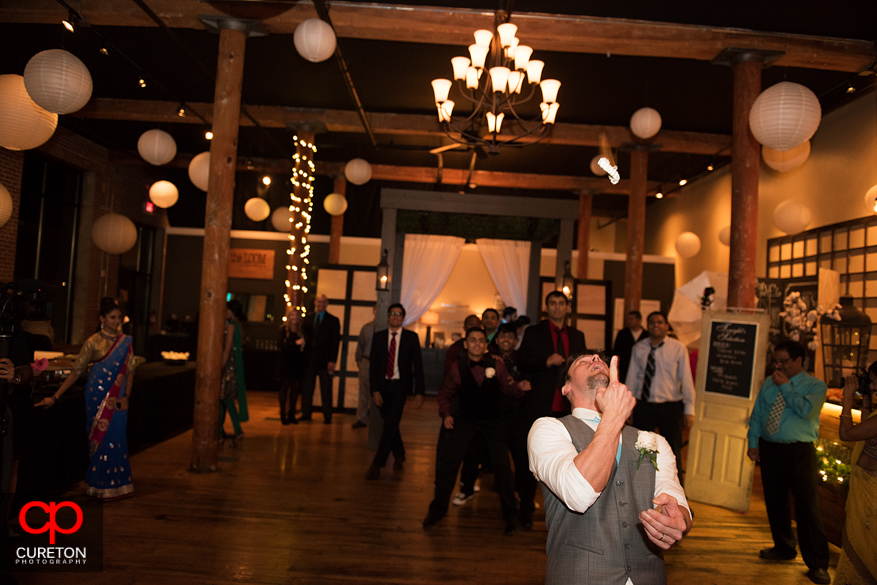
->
220;300;248;447
38;298;136;499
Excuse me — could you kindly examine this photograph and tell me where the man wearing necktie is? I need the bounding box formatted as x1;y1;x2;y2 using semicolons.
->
625;311;695;480
300;295;341;424
746;341;830;584
366;303;425;480
528;352;691;584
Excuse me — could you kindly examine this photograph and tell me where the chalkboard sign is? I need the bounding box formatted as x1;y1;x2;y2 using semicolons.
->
704;320;759;398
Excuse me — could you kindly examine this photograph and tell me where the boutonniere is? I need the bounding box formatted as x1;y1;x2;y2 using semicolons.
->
31;357;48;372
635;431;660;471
484;367;496;379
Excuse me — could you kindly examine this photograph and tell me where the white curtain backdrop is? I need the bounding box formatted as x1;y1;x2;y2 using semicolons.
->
400;234;465;326
476;238;531;314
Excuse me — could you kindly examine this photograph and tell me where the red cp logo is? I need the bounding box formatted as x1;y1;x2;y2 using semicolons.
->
19;501;83;544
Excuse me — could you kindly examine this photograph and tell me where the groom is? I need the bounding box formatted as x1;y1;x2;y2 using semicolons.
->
528;352;692;584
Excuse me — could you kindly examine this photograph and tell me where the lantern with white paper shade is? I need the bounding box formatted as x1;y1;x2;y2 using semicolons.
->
92;213;137;255
719;225;732;246
865;185;877;213
0;182;12;228
0;75;58;151
188;152;210;191
773;199;812;234
590;155;607;176
245;198;270;222
323;193;348;216
271;206;293;232
344;158;372;185
148;180;178;209
675;232;701;258
763;141;810;172
294;19;336;63
137;129;177;165
630;107;662;139
749;81;822;151
23;49;92;114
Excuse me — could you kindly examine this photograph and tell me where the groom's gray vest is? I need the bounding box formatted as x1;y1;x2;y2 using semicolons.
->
540;416;666;585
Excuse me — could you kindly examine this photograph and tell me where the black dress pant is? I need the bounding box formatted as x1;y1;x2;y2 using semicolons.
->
435;426;486;494
302;365;332;422
506;410;532;512
759;439;829;570
633;399;684;479
372;380;408;468
428;417;516;521
279;377;302;418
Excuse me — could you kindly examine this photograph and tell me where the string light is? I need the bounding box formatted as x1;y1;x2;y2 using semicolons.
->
286;135;317;314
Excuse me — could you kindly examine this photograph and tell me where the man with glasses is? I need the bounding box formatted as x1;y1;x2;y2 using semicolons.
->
529;352;691;584
366;303;425;480
746;341;830;584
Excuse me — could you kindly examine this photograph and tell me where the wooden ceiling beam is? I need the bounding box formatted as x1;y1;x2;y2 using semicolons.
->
75;98;731;155
2;1;872;72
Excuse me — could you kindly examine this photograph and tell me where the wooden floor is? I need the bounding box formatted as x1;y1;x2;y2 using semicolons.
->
13;392;839;584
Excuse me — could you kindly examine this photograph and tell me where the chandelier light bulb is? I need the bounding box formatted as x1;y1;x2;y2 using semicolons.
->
489;67;510;93
468;44;488;69
540;102;559;124
465;67;479;89
505;38;519;60
540;79;561;103
438;100;454;122
486;112;505;133
473;29;493;47
496;23;518;47
514;45;533;70
507;71;524;94
526;60;544;84
451;57;471;80
431;78;452;103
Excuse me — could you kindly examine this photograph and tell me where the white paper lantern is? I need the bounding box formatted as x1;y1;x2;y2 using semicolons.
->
92;213;137;254
344;158;372;185
0;74;58;151
675;232;701;258
0;182;12;228
245;197;270;222
271;206;293;232
149;180;179;209
294;19;337;63
324;193;348;216
864;185;877;213
762;141;810;172
138;129;177;166
749;81;821;151
188;152;210;192
630;107;662;139
23;49;92;114
773;200;812;234
590;155;607;176
719;226;731;246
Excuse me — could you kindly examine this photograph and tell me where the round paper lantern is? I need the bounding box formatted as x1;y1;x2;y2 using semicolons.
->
589;155;607;176
188;152;210;191
749;81;821;151
244;197;270;222
864;185;877;212
773;200;812;234
344;158;372;185
294;18;336;63
0;182;12;228
271;206;293;232
23;49;92;114
149;180;178;209
0;74;58;151
763;141;810;172
323;193;348;216
92;213;137;254
138;129;177;166
630;107;662;139
675;232;701;258
719;226;732;247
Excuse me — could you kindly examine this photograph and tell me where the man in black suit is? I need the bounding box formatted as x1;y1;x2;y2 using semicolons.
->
366;303;425;480
516;290;586;527
610;310;648;383
300;294;341;424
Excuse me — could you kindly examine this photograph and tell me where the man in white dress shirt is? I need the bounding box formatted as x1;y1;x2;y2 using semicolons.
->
529;352;691;584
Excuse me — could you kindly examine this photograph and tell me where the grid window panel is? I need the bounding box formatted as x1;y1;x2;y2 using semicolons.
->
781;243;793;261
806;238;818;256
851;227;866;249
793;240;805;258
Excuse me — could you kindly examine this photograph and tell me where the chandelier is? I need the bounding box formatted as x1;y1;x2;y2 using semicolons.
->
430;12;560;155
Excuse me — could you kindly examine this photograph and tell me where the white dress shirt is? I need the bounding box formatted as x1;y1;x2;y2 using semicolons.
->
528;407;689;514
625;336;696;415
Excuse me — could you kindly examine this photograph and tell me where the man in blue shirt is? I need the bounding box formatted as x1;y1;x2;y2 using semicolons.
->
747;340;830;585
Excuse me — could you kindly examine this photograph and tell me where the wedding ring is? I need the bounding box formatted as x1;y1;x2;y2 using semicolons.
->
659;533;664;540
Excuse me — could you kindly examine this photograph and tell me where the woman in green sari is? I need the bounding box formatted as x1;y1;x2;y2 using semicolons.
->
220;300;248;447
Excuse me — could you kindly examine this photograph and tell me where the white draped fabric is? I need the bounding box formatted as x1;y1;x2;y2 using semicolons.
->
400;234;465;326
476;238;531;315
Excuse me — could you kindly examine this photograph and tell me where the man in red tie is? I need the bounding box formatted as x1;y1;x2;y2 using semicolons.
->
366;303;425;480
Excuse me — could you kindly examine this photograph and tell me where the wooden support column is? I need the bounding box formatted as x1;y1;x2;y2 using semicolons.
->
624;149;648;316
286;130;316;314
191;22;247;472
576;191;593;279
728;56;763;310
328;176;346;264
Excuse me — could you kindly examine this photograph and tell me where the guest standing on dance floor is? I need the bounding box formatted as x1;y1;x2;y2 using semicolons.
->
37;298;137;499
278;310;308;425
220;300;249;446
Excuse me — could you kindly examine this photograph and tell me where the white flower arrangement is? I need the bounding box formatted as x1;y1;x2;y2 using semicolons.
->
635;431;660;471
484;367;496;379
778;292;841;351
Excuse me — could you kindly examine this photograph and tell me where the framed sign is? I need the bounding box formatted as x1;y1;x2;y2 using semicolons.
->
228;248;275;280
700;312;768;400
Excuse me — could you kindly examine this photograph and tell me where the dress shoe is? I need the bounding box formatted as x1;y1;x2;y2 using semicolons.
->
281;415;289;425
504;518;517;536
288;415;298;425
759;547;796;561
422;512;443;531
351;420;367;429
365;465;380;480
806;568;830;584
297;415;312;422
520;510;533;530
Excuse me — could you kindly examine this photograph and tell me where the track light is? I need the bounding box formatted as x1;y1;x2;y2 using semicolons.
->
707;164;714;171
655;192;664;199
205;131;213;140
138;76;146;88
678;179;688;186
177;106;186;118
246;159;255;171
846;82;856;94
62;18;75;32
99;47;109;56
262;176;272;186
